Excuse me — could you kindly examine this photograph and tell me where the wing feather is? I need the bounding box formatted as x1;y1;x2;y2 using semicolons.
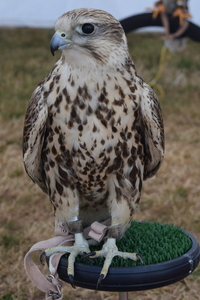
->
140;82;165;180
23;82;48;193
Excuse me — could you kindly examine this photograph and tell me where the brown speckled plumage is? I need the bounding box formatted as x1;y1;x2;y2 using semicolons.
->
23;8;164;238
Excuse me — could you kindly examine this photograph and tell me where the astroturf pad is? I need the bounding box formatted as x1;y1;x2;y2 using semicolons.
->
72;222;192;267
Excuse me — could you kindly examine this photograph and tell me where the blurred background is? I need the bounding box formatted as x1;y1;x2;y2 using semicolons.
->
0;0;200;28
0;1;200;300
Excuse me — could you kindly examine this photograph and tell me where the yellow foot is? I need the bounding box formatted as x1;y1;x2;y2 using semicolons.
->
173;8;192;25
40;233;90;288
149;4;166;19
88;238;143;288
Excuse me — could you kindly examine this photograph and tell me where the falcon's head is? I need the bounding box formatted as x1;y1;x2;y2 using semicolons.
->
50;8;128;67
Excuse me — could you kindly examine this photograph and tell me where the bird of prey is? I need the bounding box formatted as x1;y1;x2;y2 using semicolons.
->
23;8;164;287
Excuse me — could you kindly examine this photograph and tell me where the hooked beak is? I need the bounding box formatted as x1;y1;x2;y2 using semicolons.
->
50;32;72;56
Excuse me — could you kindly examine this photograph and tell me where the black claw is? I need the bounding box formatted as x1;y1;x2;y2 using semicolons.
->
81;252;94;264
136;253;144;264
82;251;96;258
40;251;46;265
81;251;96;263
68;274;76;289
96;274;104;289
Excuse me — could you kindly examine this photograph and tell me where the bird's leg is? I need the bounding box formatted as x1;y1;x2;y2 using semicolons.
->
148;1;166;19
173;5;192;25
41;220;90;288
89;218;142;288
160;12;170;39
66;232;90;288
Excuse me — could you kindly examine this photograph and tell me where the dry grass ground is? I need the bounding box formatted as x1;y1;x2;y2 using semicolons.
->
0;28;200;300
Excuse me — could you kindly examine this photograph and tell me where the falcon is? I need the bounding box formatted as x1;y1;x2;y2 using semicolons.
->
23;8;164;287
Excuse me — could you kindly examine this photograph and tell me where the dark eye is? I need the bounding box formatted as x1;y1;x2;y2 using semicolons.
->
81;23;95;34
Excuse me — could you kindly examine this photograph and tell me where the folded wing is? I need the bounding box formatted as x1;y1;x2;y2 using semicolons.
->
140;82;165;180
23;83;48;193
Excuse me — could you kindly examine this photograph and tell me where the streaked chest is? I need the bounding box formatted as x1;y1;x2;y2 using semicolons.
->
43;63;141;172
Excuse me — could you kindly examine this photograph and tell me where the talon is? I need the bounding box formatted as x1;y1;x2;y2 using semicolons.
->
68;274;76;289
40;251;46;265
81;252;95;263
136;253;144;264
97;273;104;289
82;251;96;258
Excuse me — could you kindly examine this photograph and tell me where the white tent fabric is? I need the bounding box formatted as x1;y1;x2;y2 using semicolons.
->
0;0;199;29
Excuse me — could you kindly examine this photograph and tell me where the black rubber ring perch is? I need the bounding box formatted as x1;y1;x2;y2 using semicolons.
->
57;229;200;292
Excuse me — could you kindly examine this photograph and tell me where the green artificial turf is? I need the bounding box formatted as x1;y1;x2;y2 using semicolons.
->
74;222;192;267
